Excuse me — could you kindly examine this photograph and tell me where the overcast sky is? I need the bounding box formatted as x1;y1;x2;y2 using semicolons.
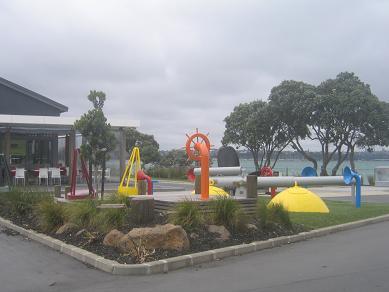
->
1;0;388;150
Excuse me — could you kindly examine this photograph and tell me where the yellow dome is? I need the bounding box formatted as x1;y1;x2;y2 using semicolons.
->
268;183;329;213
191;185;229;196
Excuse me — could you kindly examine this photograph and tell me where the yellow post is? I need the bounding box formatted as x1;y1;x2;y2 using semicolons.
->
118;147;142;196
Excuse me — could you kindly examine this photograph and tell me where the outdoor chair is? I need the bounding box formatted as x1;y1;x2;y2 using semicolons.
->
50;167;61;186
92;169;100;184
104;168;111;182
38;168;49;186
14;168;25;186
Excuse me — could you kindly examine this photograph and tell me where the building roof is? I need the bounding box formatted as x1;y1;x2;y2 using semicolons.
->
0;114;140;131
0;76;68;113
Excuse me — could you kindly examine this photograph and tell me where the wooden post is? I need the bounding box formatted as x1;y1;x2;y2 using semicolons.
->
130;195;155;224
137;180;147;195
195;175;201;194
247;175;258;198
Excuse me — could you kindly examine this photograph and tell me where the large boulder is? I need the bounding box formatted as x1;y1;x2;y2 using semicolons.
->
118;224;189;253
55;223;78;235
103;229;124;248
207;225;231;241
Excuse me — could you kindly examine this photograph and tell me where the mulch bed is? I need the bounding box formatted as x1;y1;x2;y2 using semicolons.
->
0;205;304;264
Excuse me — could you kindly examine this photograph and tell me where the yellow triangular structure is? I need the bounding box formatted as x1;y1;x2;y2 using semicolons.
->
268;182;329;213
118;147;141;196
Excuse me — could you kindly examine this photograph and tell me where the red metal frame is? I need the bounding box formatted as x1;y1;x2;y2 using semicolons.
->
67;148;96;200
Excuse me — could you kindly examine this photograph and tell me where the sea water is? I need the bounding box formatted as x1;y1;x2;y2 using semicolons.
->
214;158;389;179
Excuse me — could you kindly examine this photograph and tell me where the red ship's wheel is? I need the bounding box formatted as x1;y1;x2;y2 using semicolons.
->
185;129;211;161
259;166;273;177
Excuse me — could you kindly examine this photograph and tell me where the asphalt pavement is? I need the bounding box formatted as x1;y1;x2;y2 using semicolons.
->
1;220;389;292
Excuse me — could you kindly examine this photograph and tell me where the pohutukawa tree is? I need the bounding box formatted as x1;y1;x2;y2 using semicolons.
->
74;90;116;198
268;80;318;170
224;72;389;175
222;100;290;171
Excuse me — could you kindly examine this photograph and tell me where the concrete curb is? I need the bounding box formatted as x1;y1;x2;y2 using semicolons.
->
2;214;389;275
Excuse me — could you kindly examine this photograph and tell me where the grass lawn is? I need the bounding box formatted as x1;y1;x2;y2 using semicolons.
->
290;200;389;229
257;196;389;230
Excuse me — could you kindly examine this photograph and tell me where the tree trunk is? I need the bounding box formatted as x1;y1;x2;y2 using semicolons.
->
251;149;259;171
349;145;356;170
272;151;282;169
88;159;93;183
94;163;99;197
331;147;349;175
292;140;318;171
320;144;329;176
101;153;106;200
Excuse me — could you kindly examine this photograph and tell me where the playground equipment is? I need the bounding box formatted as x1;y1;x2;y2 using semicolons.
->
258;166;277;198
206;165;362;207
268;182;329;213
217;146;240;167
0;154;11;192
118;147;153;196
185;129;211;200
67;148;96;200
343;166;362;208
301;166;318;177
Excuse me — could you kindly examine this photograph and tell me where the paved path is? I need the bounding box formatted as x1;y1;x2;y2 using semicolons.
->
2;221;389;292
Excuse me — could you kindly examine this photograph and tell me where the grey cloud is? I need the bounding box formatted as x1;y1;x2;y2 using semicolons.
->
1;0;388;150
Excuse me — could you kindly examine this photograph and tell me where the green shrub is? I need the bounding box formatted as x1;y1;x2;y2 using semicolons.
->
169;200;203;232
257;200;292;230
36;199;66;232
267;203;292;229
230;208;249;232
91;208;128;233
102;194;130;207
256;200;268;228
1;189;51;216
147;166;187;180
209;196;247;232
65;200;97;229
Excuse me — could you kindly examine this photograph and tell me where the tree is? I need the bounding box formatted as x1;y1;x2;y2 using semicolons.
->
316;72;387;174
268;81;318;170
269;73;389;175
74;90;116;198
159;149;192;168
125;128;160;165
222;100;290;171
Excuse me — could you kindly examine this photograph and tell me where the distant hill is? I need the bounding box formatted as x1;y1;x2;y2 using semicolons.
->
210;149;389;161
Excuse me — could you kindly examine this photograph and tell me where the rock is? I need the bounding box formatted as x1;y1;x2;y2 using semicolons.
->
118;224;190;253
207;225;231;241
55;223;78;235
103;229;124;248
190;232;199;240
246;224;258;231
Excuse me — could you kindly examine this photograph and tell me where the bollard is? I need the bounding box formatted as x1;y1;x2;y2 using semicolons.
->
130;195;155;224
247;175;258;198
195;175;201;194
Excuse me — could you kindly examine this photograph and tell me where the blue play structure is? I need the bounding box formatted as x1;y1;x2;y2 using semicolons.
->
343;166;362;208
301;166;318;177
301;165;362;208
